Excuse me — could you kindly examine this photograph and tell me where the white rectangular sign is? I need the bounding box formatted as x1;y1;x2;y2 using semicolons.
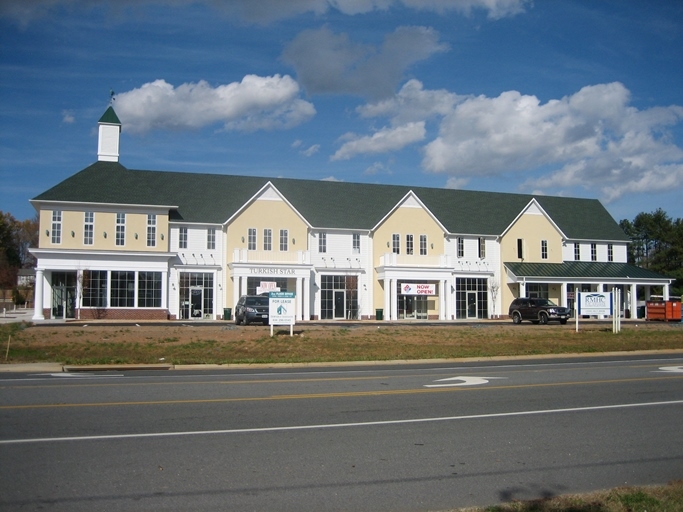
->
400;283;436;296
578;292;613;316
269;291;296;326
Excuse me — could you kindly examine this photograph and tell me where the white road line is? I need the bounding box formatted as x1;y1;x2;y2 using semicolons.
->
2;399;682;445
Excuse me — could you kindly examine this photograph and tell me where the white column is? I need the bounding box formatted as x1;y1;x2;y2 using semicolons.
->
561;282;568;308
233;275;241;308
32;269;45;320
303;276;310;321
296;277;303;321
383;279;391;321
161;270;168;309
630;283;638;319
519;281;526;297
391;279;398;321
664;284;670;301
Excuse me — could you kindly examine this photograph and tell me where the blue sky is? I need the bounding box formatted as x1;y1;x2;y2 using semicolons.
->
1;0;682;224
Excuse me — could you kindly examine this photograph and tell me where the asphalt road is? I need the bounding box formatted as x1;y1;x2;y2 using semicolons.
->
1;354;683;511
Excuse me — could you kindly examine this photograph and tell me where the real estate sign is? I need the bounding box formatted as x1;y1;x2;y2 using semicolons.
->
577;292;613;316
269;291;296;326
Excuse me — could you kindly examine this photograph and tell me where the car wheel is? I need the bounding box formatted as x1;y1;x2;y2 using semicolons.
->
244;317;250;326
560;319;568;325
539;312;548;325
235;314;240;325
512;312;522;324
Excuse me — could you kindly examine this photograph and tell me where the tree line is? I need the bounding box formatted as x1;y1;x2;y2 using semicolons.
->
0;211;38;291
619;209;683;297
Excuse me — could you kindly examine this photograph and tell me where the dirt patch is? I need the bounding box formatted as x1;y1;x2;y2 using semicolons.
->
2;321;682;365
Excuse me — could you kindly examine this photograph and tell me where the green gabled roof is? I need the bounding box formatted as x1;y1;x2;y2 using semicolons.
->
32;161;628;240
98;106;121;125
505;261;672;281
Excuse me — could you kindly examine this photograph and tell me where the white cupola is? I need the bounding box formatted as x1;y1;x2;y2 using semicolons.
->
97;106;121;162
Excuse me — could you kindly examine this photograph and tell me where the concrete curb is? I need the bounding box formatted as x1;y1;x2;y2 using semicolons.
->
3;349;682;373
62;364;173;372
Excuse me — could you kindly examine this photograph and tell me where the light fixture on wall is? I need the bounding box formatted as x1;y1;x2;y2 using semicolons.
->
45;229;49;236
161;233;164;240
241;236;244;243
103;232;107;238
292;238;296;245
387;241;390;247
71;231;75;238
134;233;138;239
431;243;434;249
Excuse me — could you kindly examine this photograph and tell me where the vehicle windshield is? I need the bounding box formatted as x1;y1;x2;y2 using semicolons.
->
535;298;557;306
245;297;269;306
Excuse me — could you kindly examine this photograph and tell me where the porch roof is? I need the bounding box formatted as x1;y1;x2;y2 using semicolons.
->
504;261;672;282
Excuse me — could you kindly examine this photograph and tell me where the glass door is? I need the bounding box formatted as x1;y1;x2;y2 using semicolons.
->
467;291;477;319
51;272;76;319
190;287;203;319
415;296;428;320
334;290;345;319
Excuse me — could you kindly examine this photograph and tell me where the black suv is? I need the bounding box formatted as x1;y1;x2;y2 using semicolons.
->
509;297;570;325
234;295;270;325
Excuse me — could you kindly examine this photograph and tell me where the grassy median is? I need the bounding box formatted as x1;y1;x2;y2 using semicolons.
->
458;480;683;511
1;320;682;365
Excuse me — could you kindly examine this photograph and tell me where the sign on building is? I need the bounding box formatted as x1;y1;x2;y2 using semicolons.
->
400;283;436;296
257;281;280;295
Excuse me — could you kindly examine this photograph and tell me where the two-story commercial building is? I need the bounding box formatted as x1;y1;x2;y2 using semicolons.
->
29;107;673;321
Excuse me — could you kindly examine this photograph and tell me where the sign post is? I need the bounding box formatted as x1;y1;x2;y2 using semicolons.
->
576;292;616;333
269;291;296;337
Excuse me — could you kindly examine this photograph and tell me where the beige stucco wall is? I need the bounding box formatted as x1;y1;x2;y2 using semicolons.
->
372;204;445;312
39;209;169;251
225;198;309;299
500;210;563;308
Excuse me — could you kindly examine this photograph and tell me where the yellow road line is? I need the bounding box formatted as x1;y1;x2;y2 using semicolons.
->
1;375;681;410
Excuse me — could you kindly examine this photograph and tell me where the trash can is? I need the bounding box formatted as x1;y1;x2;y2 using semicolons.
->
375;308;383;321
223;308;232;320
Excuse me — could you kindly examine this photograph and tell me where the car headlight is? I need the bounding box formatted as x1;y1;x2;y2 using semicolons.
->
547;308;556;313
246;307;256;313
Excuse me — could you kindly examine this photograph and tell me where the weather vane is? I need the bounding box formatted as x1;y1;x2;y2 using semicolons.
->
109;89;115;105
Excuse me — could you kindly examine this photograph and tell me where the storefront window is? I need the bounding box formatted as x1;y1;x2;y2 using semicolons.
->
179;272;214;319
321;275;358;319
455;278;488;319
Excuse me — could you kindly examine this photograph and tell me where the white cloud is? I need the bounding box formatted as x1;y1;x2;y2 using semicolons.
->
445;176;469;189
61;110;75;123
345;80;683;202
301;144;320;157
363;161;391;175
0;0;530;26
282;26;447;99
331;121;426;160
357;79;463;124
113;75;315;133
321;175;342;182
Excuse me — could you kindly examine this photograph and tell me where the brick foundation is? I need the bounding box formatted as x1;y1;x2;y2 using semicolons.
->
76;309;170;320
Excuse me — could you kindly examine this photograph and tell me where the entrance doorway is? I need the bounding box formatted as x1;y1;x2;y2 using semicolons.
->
334;291;345;319
398;295;428;319
51;272;76;319
467;292;477;319
190;287;203;319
